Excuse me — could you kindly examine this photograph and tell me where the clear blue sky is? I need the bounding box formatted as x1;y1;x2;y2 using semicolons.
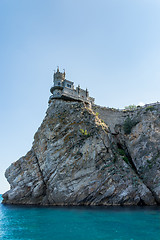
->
0;0;160;193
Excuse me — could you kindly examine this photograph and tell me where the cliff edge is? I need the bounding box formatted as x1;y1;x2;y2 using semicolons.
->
2;100;160;205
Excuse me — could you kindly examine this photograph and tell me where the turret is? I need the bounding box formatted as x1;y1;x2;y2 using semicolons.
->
86;88;89;98
53;67;65;85
50;67;65;94
77;85;80;94
54;67;65;82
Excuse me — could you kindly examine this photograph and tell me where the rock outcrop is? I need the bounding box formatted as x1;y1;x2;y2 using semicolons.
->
2;100;160;205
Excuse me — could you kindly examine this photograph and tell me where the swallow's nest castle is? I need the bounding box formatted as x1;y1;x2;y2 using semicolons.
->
49;67;95;105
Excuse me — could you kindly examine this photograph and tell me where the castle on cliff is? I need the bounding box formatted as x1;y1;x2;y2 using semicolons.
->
50;67;95;104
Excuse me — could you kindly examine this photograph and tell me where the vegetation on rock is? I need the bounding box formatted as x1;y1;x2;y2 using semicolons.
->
124;104;137;111
145;106;155;112
123;117;139;134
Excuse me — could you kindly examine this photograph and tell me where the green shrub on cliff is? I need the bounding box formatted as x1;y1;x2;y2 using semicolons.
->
118;148;129;164
123;117;139;134
146;106;155;111
124;105;137;111
79;129;90;137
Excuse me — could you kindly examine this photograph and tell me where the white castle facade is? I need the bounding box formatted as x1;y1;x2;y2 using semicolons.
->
50;67;95;104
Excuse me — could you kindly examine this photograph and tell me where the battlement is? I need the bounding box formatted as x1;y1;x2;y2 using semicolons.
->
50;68;95;105
54;66;65;81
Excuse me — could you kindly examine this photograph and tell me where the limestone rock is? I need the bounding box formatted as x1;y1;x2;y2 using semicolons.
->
3;100;160;206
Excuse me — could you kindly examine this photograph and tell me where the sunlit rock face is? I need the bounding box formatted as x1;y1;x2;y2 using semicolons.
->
3;100;160;206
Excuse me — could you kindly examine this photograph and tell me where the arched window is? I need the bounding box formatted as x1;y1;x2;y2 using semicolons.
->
67;84;71;88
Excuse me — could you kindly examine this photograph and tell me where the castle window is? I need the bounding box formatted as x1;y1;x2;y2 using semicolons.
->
67;84;71;88
58;82;60;86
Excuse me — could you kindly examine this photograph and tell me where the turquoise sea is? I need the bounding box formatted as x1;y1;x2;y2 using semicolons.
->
0;195;160;240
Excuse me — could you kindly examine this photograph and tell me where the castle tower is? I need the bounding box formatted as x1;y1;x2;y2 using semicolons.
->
50;67;65;94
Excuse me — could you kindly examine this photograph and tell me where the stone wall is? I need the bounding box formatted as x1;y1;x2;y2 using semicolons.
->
92;105;128;133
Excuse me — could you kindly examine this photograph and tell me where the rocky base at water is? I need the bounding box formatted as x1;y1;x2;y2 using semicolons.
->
2;99;160;206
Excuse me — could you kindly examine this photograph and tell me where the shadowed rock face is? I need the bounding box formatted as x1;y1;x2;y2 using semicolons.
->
2;100;160;206
115;105;160;204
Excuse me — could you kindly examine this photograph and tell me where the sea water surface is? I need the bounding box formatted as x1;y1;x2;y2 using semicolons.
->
0;195;160;240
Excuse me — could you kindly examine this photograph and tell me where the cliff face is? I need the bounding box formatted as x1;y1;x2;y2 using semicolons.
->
2;100;160;205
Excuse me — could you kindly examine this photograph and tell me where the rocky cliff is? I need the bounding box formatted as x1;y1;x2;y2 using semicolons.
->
2;100;160;205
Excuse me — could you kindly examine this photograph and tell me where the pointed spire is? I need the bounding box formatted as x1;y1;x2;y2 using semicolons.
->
86;88;89;97
78;84;80;94
63;69;65;78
